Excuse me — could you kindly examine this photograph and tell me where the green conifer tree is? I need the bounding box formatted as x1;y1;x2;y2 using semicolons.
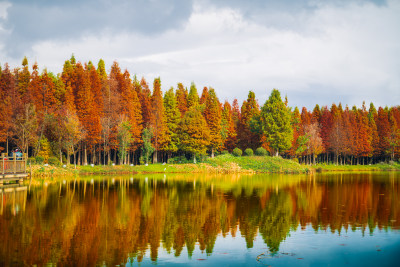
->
260;89;293;156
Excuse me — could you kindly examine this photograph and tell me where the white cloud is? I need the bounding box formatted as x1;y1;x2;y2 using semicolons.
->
2;0;399;109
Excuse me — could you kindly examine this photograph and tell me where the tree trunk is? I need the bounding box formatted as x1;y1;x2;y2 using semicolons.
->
211;147;214;158
153;150;158;163
193;154;196;163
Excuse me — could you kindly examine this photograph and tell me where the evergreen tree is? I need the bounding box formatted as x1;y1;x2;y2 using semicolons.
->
259;89;293;156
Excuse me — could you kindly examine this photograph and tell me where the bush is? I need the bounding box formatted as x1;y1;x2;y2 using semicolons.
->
244;148;254;156
48;156;60;166
168;155;191;164
232;148;242;157
35;156;44;164
291;157;299;163
255;147;267;156
28;157;36;164
221;150;229;155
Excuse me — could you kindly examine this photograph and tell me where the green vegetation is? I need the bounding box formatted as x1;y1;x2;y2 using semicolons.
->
205;154;309;173
232;148;242;157
27;154;400;178
315;161;400;172
244;148;254;156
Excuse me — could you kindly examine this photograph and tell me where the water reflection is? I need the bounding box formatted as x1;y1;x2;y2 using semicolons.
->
0;172;399;266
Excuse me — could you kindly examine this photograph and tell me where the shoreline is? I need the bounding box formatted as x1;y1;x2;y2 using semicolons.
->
26;155;400;178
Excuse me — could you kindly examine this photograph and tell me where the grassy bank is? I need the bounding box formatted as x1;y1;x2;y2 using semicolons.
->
28;154;400;177
315;161;400;172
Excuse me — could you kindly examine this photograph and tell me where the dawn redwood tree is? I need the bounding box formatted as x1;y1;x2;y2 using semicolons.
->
200;87;209;106
120;70;143;157
221;101;237;152
237;91;261;151
150;78;169;163
187;82;199;109
0;64;15;153
341;106;355;164
203;88;222;157
137;77;152;128
304;123;323;165
163;87;181;158
178;107;210;163
259;89;293;156
319;107;333;163
387;109;400;161
329;103;344;165
354;103;372;164
117;116;132;165
231;99;240;127
311;104;321;124
376;107;391;161
368;103;380;163
176;83;188;117
288;107;301;159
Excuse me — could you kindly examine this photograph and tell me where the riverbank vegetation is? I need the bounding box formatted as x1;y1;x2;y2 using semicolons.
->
28;154;400;177
1;56;399;168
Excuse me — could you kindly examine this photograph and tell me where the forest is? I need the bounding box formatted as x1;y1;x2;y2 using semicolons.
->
0;55;399;166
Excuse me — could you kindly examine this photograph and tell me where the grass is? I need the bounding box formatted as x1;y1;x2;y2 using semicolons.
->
205;154;310;173
315;161;400;172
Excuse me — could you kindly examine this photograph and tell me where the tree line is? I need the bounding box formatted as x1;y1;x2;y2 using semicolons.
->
0;55;399;165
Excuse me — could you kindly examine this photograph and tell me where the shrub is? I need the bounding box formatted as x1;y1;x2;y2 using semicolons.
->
48;156;60;166
168;155;191;164
221;150;229;155
244;148;254;156
232;148;242;157
255;147;267;156
35;156;44;164
28;157;36;164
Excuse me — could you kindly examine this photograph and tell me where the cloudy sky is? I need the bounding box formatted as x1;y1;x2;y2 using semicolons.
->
0;0;399;109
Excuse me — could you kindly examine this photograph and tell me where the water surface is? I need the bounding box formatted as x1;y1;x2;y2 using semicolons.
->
1;172;399;266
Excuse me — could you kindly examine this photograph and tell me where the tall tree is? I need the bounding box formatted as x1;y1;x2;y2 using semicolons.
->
0;64;15;153
163;87;181;158
117;116;132;165
288;107;301;158
187;82;199;109
178;107;210;162
150;78;169;163
203;88;222;157
304;123;324;164
176;83;188;117
221;101;237;151
237;91;261;151
259;89;293;156
376;107;391;160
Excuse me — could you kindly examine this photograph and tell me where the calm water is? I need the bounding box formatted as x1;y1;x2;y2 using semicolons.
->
1;172;400;266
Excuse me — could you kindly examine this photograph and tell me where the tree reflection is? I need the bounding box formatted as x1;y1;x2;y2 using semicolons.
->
0;172;399;266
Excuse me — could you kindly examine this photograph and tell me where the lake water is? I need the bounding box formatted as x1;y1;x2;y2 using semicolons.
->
1;172;399;266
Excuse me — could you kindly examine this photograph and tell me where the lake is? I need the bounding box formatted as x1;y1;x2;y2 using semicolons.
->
1;172;399;266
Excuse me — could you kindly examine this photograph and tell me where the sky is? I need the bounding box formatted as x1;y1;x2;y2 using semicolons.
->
0;0;399;109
